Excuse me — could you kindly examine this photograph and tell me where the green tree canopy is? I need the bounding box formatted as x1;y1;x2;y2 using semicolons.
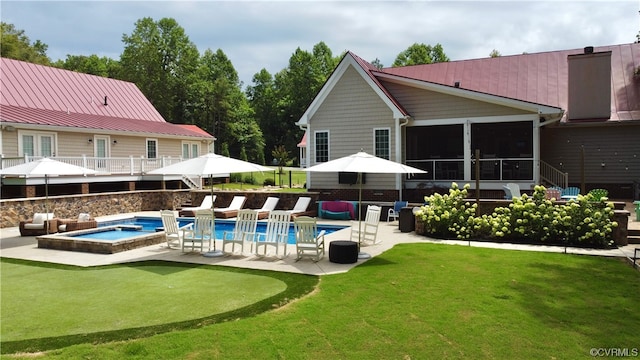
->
392;43;449;67
1;22;50;65
53;54;121;77
119;17;199;123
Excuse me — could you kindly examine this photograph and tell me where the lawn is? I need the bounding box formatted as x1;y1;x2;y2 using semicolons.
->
2;244;640;359
214;167;307;191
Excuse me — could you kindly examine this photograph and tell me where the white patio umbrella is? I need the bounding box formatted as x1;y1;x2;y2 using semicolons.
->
147;152;272;256
0;158;99;233
304;151;426;258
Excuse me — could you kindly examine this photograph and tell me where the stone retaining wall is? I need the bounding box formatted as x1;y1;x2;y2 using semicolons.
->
1;190;192;228
1;189;321;228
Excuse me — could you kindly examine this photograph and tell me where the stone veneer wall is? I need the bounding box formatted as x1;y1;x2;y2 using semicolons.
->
1;190;322;228
1;190;192;228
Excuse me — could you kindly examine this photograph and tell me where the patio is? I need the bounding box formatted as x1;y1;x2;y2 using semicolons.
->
1;209;639;274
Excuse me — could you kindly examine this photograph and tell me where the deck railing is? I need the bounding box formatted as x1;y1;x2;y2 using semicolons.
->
0;155;186;175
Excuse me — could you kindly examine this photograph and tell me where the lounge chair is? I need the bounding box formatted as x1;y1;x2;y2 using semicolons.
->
588;188;608;201
19;212;57;236
254;210;291;257
252;196;280;220
351;205;382;246
561;186;580;200
181;209;214;253
545;188;561;200
221;209;258;254
293;216;325;262
214;196;247;219
503;183;521;200
387;201;407;222
160;210;192;249
179;195;216;217
287;196;314;219
57;213;97;232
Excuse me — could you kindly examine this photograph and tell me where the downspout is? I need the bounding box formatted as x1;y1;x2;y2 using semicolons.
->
397;116;410;200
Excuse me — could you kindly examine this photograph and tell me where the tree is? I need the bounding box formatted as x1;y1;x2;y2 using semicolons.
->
271;145;290;186
253;42;340;164
119;17;199;123
53;54;121;77
392;43;450;67
371;58;384;69
489;49;501;58
1;22;50;64
193;49;264;163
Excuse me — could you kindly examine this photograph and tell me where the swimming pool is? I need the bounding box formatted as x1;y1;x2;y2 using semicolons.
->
97;216;346;244
36;217;346;254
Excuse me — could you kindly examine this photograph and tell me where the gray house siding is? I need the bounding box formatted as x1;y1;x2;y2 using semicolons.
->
381;80;531;120
541;124;640;196
308;66;396;190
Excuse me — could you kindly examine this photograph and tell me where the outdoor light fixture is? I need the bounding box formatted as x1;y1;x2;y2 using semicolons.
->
601;162;606;168
88;139;93;143
112;140;117;145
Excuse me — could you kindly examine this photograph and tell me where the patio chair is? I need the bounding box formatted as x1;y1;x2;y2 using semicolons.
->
503;183;521;200
387;200;408;222
287;196;314;219
545;188;562;200
57;213;97;232
588;188;608;201
222;209;258;254
252;196;280;220
19;212;57;236
561;186;580;200
351;205;382;246
181;209;214;253
214;196;247;219
179;195;216;217
253;210;291;257
161;210;192;249
293;216;325;262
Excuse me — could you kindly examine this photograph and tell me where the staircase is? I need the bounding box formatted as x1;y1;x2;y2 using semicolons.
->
629;228;640;244
181;175;201;190
540;161;568;189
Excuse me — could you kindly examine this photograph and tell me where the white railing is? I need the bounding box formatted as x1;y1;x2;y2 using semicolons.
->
540;160;568;189
0;155;186;175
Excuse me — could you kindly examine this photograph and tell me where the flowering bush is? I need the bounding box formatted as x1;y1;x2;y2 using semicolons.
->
415;183;477;239
416;184;618;248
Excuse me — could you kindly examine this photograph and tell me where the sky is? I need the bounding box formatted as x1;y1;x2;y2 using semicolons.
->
2;1;639;87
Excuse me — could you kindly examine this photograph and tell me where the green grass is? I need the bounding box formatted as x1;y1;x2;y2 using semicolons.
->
2;244;640;359
214;168;307;191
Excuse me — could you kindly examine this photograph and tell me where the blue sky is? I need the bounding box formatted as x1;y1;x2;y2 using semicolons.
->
2;1;638;87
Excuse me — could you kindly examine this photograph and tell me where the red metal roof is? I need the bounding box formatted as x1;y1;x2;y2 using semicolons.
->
380;43;640;122
0;58;213;138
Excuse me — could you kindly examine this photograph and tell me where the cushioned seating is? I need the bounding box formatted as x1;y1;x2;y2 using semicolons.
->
19;213;57;236
318;201;358;220
58;213;97;232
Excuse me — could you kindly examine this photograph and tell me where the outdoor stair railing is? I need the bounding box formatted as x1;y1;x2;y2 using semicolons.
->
540;160;568;189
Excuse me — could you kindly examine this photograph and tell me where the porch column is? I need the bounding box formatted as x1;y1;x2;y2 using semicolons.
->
25;185;36;198
81;183;89;194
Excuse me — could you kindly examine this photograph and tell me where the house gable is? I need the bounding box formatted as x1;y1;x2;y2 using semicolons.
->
381;79;531;120
297;52;408;128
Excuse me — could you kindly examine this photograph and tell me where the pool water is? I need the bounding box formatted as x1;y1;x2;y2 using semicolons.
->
91;217;347;244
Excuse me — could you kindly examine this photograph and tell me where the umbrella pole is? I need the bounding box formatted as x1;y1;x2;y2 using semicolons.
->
205;174;224;257
45;175;50;235
357;172;371;259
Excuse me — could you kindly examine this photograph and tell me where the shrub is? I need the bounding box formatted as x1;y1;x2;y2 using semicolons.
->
415;183;477;239
229;173;243;183
263;178;276;186
243;175;256;185
416;184;618;248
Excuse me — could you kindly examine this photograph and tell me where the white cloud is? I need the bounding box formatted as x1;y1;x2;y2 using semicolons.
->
2;0;637;86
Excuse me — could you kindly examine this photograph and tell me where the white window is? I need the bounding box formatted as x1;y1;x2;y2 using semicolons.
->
374;128;390;160
314;131;329;163
146;139;158;159
182;141;200;159
18;131;56;157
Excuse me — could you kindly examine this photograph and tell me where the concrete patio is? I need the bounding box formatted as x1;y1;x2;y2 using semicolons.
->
1;208;639;275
